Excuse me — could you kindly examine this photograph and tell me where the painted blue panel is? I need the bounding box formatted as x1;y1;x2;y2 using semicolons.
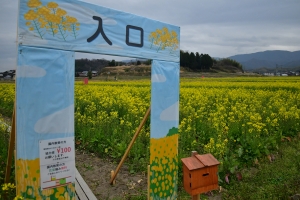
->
16;45;74;160
150;60;179;199
150;60;179;139
18;0;180;62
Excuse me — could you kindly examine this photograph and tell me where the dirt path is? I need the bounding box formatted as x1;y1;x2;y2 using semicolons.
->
75;150;148;199
75;150;222;200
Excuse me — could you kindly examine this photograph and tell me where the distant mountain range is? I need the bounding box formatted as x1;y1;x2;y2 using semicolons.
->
228;50;300;71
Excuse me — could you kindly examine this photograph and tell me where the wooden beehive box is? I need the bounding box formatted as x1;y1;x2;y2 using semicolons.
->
181;153;220;195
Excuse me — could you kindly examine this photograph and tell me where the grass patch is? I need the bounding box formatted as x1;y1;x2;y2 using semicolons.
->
0;115;14;185
176;136;300;199
222;136;300;199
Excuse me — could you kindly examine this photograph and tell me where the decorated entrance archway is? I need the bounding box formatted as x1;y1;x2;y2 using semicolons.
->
16;0;180;199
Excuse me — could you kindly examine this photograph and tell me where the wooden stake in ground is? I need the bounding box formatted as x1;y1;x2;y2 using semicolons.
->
111;170;116;185
110;107;151;185
5;105;16;183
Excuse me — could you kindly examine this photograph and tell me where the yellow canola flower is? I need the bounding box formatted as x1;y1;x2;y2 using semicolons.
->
14;196;24;200
37;6;50;15
58;196;65;200
45;13;61;24
2;184;8;191
41;188;54;196
2;183;16;191
66;16;78;23
47;2;58;8
56;8;67;16
24;10;38;20
64;192;71;199
27;0;42;8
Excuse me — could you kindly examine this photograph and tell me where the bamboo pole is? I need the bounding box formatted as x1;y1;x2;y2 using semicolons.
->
110;107;151;184
5;105;16;183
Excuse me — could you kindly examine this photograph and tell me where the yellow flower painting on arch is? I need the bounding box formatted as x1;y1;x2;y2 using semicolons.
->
24;0;80;41
150;132;179;199
16;158;76;199
149;27;179;54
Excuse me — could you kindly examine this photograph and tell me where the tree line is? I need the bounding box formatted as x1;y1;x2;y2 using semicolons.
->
180;50;213;70
75;58;108;72
108;59;152;67
180;50;243;71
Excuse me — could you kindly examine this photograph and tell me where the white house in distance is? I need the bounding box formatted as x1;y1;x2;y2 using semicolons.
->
79;71;98;77
263;72;274;76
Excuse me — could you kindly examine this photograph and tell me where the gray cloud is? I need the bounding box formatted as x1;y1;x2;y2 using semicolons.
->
1;0;300;71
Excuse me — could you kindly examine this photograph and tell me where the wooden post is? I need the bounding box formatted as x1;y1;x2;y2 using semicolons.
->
110;107;151;184
191;151;200;200
110;170;116;185
147;165;150;200
5;105;16;183
15;150;17;196
192;195;200;200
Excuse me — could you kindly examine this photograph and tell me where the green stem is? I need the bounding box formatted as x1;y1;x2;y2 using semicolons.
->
58;16;67;41
33;20;43;39
72;24;77;39
149;38;154;49
156;42;163;52
157;41;168;52
58;24;66;41
48;21;56;36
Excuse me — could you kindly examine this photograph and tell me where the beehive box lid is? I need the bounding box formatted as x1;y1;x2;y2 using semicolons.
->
181;156;205;170
195;153;220;167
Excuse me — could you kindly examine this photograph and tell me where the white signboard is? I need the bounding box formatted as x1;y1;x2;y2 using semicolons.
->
39;137;75;190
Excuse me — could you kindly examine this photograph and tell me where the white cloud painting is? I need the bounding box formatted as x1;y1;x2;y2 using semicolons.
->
152;74;166;83
160;101;179;121
17;65;46;78
34;104;74;134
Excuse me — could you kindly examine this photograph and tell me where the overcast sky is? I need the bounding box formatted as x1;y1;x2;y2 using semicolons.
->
1;0;300;71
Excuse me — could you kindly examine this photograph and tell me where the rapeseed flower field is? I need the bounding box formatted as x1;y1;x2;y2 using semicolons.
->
1;77;299;179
